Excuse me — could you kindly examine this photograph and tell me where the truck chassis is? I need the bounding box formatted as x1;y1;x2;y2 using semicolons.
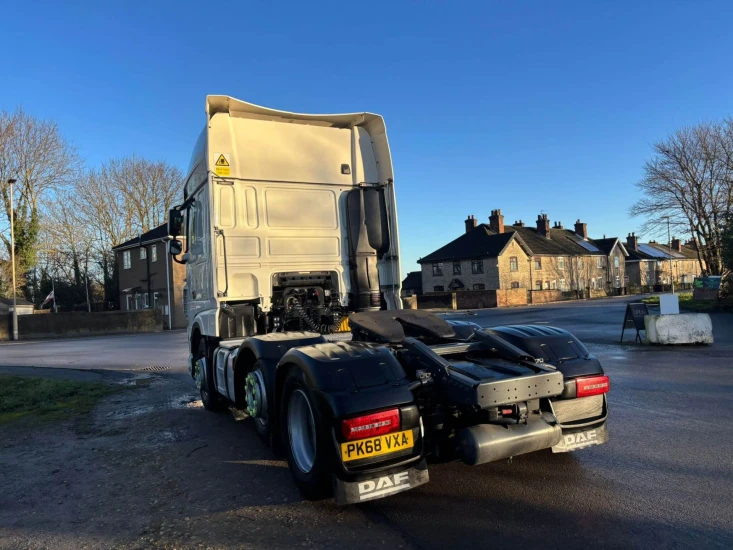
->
189;310;609;504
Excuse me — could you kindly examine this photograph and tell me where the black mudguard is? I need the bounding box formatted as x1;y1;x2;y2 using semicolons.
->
274;341;414;419
482;325;605;378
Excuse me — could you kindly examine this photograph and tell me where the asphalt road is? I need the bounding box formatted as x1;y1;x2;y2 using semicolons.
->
2;297;732;548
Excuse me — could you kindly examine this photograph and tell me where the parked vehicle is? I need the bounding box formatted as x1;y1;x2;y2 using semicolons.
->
168;96;609;504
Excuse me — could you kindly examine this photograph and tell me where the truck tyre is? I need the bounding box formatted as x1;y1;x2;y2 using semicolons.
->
280;367;332;500
195;338;224;412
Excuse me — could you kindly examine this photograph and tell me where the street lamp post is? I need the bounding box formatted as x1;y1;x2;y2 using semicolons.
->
7;178;18;340
664;216;674;294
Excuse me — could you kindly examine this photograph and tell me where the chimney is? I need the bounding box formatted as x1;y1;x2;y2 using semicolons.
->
574;219;588;240
552;221;564;229
626;232;638;251
536;214;550;238
685;237;698;249
464;215;477;234
671;237;681;252
513;220;525;227
489;209;504;234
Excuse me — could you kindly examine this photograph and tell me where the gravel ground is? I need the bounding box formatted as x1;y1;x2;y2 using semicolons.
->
0;372;411;550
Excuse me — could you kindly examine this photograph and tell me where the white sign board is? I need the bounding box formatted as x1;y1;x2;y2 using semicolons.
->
659;294;680;315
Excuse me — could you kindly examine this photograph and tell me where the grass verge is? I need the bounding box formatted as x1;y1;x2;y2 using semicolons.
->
0;375;119;424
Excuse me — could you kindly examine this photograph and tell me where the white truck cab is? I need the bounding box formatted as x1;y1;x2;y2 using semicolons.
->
168;96;402;347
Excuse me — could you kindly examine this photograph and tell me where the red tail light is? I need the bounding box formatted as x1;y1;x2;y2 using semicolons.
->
341;409;400;440
575;375;610;398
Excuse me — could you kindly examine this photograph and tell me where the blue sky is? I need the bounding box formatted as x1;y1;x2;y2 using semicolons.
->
2;0;733;276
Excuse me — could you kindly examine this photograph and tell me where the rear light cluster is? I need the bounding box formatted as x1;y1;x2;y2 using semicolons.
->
575;375;610;398
341;408;400;441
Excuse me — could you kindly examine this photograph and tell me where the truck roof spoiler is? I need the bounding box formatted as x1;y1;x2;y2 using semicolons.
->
205;95;383;129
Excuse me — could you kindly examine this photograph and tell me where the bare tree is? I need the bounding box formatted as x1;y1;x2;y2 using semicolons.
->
68;157;182;308
101;156;183;235
630;120;733;276
0;107;81;296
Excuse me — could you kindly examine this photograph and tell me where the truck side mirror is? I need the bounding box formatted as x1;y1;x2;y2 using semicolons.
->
169;239;183;257
168;208;184;237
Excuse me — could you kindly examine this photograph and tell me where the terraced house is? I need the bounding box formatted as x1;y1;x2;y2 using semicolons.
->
624;233;703;289
418;210;628;297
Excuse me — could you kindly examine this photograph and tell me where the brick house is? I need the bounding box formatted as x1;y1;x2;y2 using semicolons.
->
112;224;186;329
418;210;628;296
624;233;702;288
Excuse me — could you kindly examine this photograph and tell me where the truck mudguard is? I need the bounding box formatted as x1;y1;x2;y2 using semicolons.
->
275;341;415;419
482;325;605;378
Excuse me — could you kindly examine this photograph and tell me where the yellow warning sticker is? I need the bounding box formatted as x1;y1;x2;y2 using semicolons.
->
214;153;231;176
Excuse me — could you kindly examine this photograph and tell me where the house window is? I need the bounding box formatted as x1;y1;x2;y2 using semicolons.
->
578;258;584;269
534;258;542;270
153;292;160;308
558;257;565;270
453;261;461;275
544;281;549;290
151;245;158;262
432;262;443;276
509;257;518;272
125;295;133;310
511;282;520;289
123;250;131;270
134;294;141;310
598;277;604;288
614;256;620;268
473;283;485;290
140;247;147;260
471;259;484;274
596;257;603;268
143;293;150;308
535;280;542;290
560;278;566;291
551;280;557;290
433;285;444;292
591;279;596;289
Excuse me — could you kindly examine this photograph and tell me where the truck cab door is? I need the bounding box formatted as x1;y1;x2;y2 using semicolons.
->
186;188;214;320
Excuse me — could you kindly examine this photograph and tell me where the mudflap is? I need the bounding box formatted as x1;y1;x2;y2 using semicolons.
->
334;459;429;505
552;422;609;453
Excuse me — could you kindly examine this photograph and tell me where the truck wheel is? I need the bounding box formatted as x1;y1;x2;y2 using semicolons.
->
194;338;224;412
281;368;332;500
245;361;271;445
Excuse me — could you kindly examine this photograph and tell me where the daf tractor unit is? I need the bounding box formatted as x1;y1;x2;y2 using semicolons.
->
167;96;610;505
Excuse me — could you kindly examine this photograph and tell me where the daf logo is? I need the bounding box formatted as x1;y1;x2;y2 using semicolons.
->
358;471;410;501
564;429;597;446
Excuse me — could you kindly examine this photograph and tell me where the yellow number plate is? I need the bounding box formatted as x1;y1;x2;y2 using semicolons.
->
341;430;414;462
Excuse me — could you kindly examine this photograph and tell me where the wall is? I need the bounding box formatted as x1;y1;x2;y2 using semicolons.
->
529;290;564;304
416;292;455;310
496;288;528;307
1;310;164;341
625;262;642;287
455;290;498;310
607;247;626;290
497;240;530;290
420;257;500;294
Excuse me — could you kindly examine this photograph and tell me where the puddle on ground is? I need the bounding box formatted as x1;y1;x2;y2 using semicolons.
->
105;393;200;419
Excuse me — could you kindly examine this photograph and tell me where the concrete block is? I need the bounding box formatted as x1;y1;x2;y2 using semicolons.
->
644;313;713;345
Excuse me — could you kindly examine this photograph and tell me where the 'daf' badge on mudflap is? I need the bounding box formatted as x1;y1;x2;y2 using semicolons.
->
334;460;429;505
